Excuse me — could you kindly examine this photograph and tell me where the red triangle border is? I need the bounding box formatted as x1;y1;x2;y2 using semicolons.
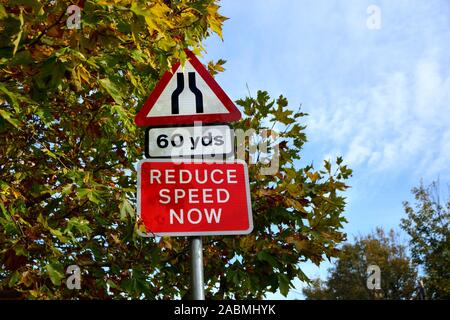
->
135;50;241;127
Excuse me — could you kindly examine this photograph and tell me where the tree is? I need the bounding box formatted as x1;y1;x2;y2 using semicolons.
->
401;181;450;299
303;228;418;300
0;1;352;299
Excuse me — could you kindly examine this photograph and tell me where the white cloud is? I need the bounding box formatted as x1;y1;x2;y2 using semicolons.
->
307;53;450;178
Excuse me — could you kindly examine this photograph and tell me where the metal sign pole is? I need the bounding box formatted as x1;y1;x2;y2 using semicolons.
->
190;236;205;300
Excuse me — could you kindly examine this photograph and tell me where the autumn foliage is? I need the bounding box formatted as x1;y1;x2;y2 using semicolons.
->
0;0;351;299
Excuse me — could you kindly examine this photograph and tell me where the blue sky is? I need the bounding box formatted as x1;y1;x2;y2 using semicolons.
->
202;0;450;299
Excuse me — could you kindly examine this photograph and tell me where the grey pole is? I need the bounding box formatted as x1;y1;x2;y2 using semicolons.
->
190;236;205;300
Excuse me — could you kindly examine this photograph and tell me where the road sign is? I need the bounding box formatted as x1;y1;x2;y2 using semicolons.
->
135;50;241;126
145;124;234;158
137;159;253;237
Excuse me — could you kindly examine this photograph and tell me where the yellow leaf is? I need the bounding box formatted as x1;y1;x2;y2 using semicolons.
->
286;198;308;213
307;171;319;183
13;8;24;56
160;237;172;250
0;109;20;128
77;65;90;83
293;240;308;251
286;184;300;196
207;4;227;40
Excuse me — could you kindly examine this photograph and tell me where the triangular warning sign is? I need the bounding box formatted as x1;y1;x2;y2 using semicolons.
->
135;50;241;127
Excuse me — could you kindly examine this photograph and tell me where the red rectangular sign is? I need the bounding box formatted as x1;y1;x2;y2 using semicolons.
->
137;159;253;237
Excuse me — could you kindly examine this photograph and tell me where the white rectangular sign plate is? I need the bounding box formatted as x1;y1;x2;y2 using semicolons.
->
145;124;234;158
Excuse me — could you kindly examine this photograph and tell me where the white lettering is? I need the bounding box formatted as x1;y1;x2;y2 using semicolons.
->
227;169;237;184
205;208;221;223
174;189;186;204
151;168;240;185
159;188;231;204
203;189;213;203
180;170;192;184
170;209;183;224
159;189;170;204
189;189;199;204
168;208;222;225
187;208;202;224
195;170;208;184
217;189;229;203
150;170;161;184
211;169;224;184
165;169;175;184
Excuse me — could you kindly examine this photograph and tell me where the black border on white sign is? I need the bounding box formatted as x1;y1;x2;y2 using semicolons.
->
144;123;235;159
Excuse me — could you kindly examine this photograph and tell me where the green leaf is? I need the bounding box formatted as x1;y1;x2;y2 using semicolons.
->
324;160;331;173
43;148;58;160
10;0;42;11
230;269;240;286
8;271;21;287
0;109;20;128
0;4;7;19
0;202;9;219
12;8;24;56
46;263;65;286
14;244;27;257
49;227;69;243
65;217;92;237
99;78;123;104
257;251;280;268
11;50;33;65
119;197;135;220
130;3;150;17
278;274;290;297
35;106;53;126
77;188;102;205
37;213;47;228
87;190;102;204
0;83;20;112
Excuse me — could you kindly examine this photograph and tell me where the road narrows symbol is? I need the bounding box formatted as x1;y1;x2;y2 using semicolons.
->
171;73;184;115
188;72;204;114
171;72;204;115
135;49;241;126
